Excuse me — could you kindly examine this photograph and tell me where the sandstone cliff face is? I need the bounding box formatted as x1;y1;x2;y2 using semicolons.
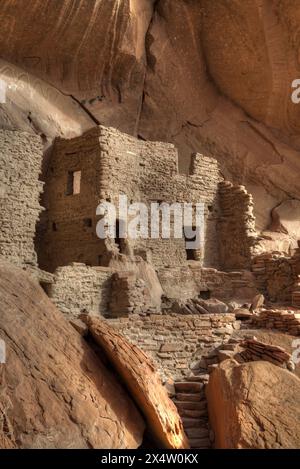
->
206;359;300;449
0;260;144;449
1;0;300;230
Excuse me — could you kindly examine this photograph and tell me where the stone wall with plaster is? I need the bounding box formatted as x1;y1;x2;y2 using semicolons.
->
0;129;43;267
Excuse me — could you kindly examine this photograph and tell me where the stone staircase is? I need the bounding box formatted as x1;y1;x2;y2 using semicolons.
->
172;376;212;449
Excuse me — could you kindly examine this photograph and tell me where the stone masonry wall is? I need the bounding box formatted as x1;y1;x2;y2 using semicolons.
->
218;181;260;270
252;247;300;303
49;263;113;318
0;129;43;267
38;128;106;272
98;126;222;268
157;263;258;302
40;125;222;271
108;313;240;380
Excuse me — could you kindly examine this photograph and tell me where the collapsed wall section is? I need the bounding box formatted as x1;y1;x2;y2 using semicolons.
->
0;129;43;267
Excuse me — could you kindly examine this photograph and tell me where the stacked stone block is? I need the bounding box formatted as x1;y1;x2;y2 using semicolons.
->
158;264;258;302
218;181;260;270
252;250;300;304
251;308;300;335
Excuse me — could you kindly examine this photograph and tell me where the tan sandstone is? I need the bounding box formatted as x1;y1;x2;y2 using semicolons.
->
206;360;300;449
0;260;144;449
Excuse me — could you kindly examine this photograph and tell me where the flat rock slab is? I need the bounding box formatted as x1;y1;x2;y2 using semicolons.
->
83;315;189;449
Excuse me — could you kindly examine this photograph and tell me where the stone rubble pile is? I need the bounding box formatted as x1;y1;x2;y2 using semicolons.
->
217;336;293;370
238;338;291;368
173;298;229;315
251;308;300;336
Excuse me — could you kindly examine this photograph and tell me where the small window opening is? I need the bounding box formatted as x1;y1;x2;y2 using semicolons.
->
200;290;211;300
115;219;122;251
115;219;127;253
184;226;197;260
52;222;57;232
83;218;92;228
67;170;81;195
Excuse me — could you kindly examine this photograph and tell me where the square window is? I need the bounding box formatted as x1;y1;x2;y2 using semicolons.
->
83;218;92;227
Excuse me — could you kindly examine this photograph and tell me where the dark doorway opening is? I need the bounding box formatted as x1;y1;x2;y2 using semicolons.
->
115;219;122;252
115;219;127;253
186;249;196;260
184;226;197;261
200;290;211;300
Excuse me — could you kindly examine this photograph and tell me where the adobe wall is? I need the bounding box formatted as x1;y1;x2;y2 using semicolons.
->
109;271;159;317
0;129;43;267
108;313;240;380
218;181;260;270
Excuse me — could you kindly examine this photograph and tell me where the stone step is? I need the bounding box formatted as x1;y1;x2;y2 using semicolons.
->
189;437;211;449
173;400;207;411
182;417;205;429
174;382;204;393
188;372;209;383
177;408;208;419
175;392;204;402
185;427;209;439
187;374;210;383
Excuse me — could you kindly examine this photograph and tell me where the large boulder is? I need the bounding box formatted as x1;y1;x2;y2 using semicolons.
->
83;315;189;449
0;260;144;448
206;359;300;449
